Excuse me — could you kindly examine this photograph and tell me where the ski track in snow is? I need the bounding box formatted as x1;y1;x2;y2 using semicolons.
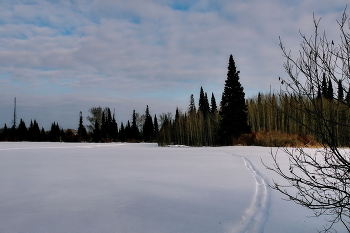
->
227;152;270;233
0;143;271;233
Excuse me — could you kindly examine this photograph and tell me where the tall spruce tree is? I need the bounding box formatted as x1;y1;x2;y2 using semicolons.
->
219;55;250;145
49;122;61;142
189;94;196;113
142;105;154;142
119;122;126;142
198;87;210;117
40;127;47;141
125;121;132;141
338;79;344;100
77;111;88;142
346;86;350;103
154;114;159;139
210;93;217;113
17;119;27;141
131;110;141;141
321;73;328;98
327;78;334;100
110;112;118;141
28;119;41;141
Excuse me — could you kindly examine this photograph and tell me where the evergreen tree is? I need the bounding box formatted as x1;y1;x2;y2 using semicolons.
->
33;120;40;141
28;119;41;141
219;55;250;145
131;110;141;141
49;122;61;142
17;119;28;141
210;93;219;145
198;88;211;146
321;73;328;98
142;105;154;142
110;112;118;141
337;79;344;100
77;111;88;142
28;120;34;141
92;120;101;142
105;107;113;141
154;114;159;139
173;108;184;145
327;79;334;100
2;124;8;141
189;94;196;112
97;107;114;141
198;87;210;117
210;93;217;113
125;120;132;141
119;122;126;142
106;108;112;124
101;111;107;140
346;86;350;103
40;127;47;141
204;92;209;112
187;95;197;146
10;124;16;141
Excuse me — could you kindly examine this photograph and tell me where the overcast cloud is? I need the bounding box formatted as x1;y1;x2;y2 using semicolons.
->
0;0;348;129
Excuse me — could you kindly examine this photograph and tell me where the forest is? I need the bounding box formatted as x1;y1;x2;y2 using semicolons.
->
1;54;349;147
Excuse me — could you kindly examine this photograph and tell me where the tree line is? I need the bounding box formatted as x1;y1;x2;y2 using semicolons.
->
0;55;250;146
0;107;160;143
0;120;75;142
157;89;220;146
85;106;159;143
4;52;349;147
247;76;350;147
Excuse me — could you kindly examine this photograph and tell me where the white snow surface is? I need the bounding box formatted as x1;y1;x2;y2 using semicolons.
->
0;142;340;233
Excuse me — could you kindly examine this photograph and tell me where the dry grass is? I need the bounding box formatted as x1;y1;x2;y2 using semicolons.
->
234;131;321;148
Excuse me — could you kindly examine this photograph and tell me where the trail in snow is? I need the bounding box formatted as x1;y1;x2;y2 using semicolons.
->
228;152;270;233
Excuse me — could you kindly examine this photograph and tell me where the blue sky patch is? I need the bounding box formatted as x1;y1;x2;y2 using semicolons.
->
170;0;196;11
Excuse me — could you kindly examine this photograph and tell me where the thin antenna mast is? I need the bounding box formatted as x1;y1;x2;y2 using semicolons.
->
12;97;17;128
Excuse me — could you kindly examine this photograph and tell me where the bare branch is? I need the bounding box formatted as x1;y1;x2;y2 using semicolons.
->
266;7;350;232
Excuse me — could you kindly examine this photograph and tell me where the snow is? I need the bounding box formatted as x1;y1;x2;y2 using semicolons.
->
0;142;342;232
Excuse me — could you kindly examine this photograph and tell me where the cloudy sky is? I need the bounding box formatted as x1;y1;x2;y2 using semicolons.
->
0;0;348;130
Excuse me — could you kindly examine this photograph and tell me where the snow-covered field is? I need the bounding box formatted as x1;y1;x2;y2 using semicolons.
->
0;143;340;233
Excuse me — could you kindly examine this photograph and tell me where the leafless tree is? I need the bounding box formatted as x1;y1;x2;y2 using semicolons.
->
265;8;350;232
